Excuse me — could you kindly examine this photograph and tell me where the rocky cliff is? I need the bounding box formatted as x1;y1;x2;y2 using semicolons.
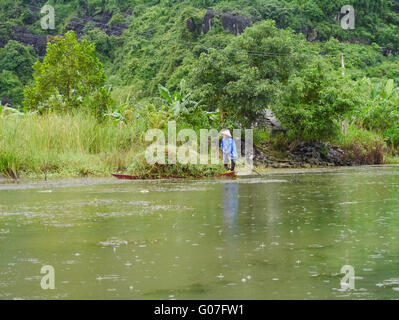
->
187;9;251;36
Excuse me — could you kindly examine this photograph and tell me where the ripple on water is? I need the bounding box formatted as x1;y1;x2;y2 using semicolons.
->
149;186;207;192
233;179;288;184
376;278;399;288
339;201;359;205
3;167;399;299
96;274;122;281
308;244;325;249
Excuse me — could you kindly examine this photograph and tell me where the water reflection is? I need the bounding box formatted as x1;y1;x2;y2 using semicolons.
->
222;182;238;233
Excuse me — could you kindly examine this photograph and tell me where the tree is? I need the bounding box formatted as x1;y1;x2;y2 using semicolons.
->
82;28;113;58
23;31;111;117
273;60;360;141
0;40;37;84
189;20;308;126
0;70;23;107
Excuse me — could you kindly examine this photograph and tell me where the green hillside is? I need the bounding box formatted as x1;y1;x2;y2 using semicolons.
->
1;0;399;178
1;0;399;104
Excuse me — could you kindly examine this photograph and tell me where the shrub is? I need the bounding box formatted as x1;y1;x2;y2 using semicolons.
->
0;151;20;179
336;124;387;165
273;60;360;141
23;31;111;118
127;150;225;179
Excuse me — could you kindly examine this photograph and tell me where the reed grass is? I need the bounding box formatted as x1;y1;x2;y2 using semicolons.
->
334;124;387;165
0;112;141;178
0;110;225;179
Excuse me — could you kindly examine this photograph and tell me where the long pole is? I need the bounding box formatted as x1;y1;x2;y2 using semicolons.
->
235;157;262;176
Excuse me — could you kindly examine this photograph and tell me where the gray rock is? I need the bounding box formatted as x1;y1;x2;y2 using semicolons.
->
1;96;10;106
3;10;130;56
220;11;251;35
258;109;288;135
289;141;349;166
186;17;197;33
66;12;128;37
303;26;318;42
201;10;250;35
10;27;47;55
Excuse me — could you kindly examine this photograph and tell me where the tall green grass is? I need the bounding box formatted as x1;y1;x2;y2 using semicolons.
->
0;112;142;178
334;124;387;165
0;110;226;179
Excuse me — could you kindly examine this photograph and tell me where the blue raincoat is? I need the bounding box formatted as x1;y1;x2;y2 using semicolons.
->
221;137;238;163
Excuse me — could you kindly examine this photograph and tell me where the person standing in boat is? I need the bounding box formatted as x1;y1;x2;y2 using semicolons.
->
220;129;238;171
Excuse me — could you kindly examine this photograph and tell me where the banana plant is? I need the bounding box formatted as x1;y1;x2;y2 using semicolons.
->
357;78;399;135
158;79;201;116
371;79;399;104
103;103;133;123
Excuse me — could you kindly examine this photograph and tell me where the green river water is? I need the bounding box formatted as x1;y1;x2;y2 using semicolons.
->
1;166;399;300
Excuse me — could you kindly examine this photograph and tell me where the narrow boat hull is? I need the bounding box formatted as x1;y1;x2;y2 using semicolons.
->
215;172;237;178
111;173;141;180
111;172;237;180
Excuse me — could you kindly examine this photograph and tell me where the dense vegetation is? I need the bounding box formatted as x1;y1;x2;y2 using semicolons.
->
1;0;399;178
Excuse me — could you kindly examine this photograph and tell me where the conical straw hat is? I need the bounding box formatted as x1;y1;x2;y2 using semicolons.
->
220;129;232;137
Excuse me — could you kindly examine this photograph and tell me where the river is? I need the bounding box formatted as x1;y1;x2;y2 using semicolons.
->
1;166;399;299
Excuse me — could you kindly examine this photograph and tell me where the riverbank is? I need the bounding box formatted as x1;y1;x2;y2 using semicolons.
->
252;129;388;169
0;112;396;181
2;164;399;187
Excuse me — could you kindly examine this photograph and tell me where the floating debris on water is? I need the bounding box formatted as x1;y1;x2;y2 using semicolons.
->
339;201;359;205
308;244;325;249
99;239;128;247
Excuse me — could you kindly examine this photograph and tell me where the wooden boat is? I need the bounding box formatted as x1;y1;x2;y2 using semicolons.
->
111;171;237;180
111;173;141;180
215;171;237;178
111;173;182;180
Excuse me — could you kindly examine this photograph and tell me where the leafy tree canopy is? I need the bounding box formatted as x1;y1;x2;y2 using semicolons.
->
0;40;37;84
24;31;110;117
273;60;361;141
188;20;309;126
0;70;24;106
